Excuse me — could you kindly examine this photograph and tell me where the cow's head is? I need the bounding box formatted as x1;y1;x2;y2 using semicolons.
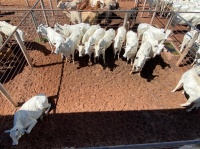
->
156;43;164;56
114;37;123;54
85;38;94;55
95;39;104;57
37;24;48;36
123;44;132;58
135;55;150;72
5;127;25;145
55;41;64;55
77;44;85;57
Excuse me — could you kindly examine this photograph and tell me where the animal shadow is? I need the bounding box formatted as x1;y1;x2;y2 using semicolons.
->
140;55;171;82
25;41;51;56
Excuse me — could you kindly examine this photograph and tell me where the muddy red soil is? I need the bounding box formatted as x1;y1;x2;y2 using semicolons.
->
0;0;200;149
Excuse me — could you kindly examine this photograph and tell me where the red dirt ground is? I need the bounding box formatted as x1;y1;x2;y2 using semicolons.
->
1;0;200;149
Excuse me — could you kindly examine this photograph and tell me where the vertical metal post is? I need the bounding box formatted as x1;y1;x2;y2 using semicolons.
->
40;0;49;26
25;0;30;7
14;32;33;68
150;0;159;25
49;0;55;16
176;32;199;66
134;0;138;7
30;10;43;41
123;12;129;29
164;13;174;31
0;83;18;107
141;0;147;18
77;11;82;23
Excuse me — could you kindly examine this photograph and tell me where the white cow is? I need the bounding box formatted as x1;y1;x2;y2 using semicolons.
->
57;0;79;10
180;29;199;53
0;21;26;42
54;23;71;39
172;67;200;112
171;12;200;29
142;30;165;57
64;23;90;34
123;30;138;65
130;41;153;75
37;24;65;53
130;38;164;75
85;28;106;62
95;28;115;65
113;26;126;59
137;23;171;44
55;30;84;64
5;94;51;145
77;24;101;57
54;23;90;39
137;23;151;41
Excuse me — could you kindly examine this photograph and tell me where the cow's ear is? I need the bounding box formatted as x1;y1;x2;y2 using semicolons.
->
5;130;11;133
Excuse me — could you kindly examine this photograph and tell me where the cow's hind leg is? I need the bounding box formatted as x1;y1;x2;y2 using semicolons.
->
171;78;183;92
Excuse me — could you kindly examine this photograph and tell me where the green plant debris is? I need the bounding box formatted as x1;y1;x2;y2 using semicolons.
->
35;37;49;43
164;42;180;55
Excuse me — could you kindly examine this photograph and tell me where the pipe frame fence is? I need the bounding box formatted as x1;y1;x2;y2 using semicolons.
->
0;0;41;107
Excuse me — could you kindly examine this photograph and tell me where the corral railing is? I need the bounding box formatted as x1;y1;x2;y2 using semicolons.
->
78;139;200;149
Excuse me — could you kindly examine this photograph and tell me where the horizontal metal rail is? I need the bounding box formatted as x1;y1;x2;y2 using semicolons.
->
0;8;200;13
79;139;200;149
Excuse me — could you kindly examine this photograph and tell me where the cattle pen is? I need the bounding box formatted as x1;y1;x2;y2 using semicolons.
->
1;0;200;148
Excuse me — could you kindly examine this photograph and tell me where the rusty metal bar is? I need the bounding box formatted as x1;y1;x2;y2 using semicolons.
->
79;139;200;149
141;0;147;17
30;10;43;41
123;13;129;29
176;31;199;66
49;0;55;16
164;12;174;31
40;0;49;26
14;32;33;68
0;83;18;107
150;0;159;25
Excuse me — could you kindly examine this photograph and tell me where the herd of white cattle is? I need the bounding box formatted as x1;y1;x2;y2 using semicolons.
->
1;1;200;145
148;0;200;27
37;22;172;74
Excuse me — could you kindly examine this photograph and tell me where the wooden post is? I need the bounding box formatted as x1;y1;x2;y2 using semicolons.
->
14;32;33;68
141;0;147;18
123;12;129;29
49;0;55;16
40;0;49;26
176;32;199;66
150;0;159;25
0;83;18;107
